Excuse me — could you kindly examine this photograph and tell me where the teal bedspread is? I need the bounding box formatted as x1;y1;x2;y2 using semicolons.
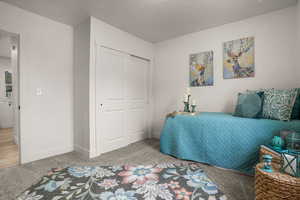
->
160;112;300;175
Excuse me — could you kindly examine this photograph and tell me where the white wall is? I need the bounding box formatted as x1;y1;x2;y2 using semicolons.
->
0;57;10;68
0;2;74;163
89;17;154;157
74;18;91;158
153;7;298;138
297;1;300;84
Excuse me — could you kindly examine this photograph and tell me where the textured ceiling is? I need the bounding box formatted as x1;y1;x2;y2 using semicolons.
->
0;0;297;42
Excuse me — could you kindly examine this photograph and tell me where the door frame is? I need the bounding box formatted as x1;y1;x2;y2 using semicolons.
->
0;28;21;165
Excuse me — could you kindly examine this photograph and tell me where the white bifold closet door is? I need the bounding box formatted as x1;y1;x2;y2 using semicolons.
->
95;46;149;155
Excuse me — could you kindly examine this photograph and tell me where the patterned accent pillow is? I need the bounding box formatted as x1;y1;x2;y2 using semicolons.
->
247;88;273;94
291;88;300;120
262;88;298;121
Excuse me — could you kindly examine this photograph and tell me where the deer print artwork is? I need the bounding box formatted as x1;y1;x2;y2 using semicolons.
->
190;51;214;87
223;37;255;79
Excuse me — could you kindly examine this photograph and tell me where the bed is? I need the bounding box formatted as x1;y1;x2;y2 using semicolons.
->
160;112;300;175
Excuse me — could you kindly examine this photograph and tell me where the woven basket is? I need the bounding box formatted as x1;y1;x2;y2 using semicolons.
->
255;163;300;200
259;146;281;168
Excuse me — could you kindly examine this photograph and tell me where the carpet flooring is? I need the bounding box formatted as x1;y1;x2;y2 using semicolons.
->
0;139;254;200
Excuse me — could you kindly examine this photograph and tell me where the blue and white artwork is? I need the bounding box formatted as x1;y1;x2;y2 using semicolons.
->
189;51;214;87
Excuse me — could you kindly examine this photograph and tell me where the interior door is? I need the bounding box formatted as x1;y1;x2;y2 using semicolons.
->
95;46;150;155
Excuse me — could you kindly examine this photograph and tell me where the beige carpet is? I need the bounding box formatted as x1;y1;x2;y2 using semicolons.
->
0;139;254;200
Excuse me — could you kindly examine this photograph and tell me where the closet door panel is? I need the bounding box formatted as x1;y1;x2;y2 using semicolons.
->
127;106;145;133
126;106;147;144
125;57;148;102
95;46;127;154
97;47;125;103
125;56;149;144
102;108;124;141
99;105;127;153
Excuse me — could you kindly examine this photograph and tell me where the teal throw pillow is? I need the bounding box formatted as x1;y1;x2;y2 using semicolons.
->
234;92;264;118
262;88;298;121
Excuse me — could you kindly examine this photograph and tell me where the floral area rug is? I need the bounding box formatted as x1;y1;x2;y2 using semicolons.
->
17;163;227;200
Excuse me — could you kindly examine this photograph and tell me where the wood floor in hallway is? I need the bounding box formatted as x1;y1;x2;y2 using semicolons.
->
0;128;19;168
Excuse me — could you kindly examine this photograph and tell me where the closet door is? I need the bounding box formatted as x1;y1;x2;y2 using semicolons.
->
125;56;149;144
95;47;128;154
95;46;150;155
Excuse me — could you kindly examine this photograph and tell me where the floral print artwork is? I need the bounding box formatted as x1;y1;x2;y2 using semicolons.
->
17;163;227;200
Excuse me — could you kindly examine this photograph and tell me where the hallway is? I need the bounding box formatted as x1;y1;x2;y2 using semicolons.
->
0;128;18;168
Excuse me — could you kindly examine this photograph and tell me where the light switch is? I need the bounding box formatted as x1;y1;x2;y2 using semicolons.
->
36;88;43;96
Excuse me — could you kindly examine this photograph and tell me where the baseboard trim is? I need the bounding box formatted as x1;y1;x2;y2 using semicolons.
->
13;135;19;145
74;144;90;158
151;131;161;139
21;145;74;164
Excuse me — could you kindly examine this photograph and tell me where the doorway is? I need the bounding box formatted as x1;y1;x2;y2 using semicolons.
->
0;29;20;168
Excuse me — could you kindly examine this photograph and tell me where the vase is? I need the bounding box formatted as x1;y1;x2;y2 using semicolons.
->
272;136;284;151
